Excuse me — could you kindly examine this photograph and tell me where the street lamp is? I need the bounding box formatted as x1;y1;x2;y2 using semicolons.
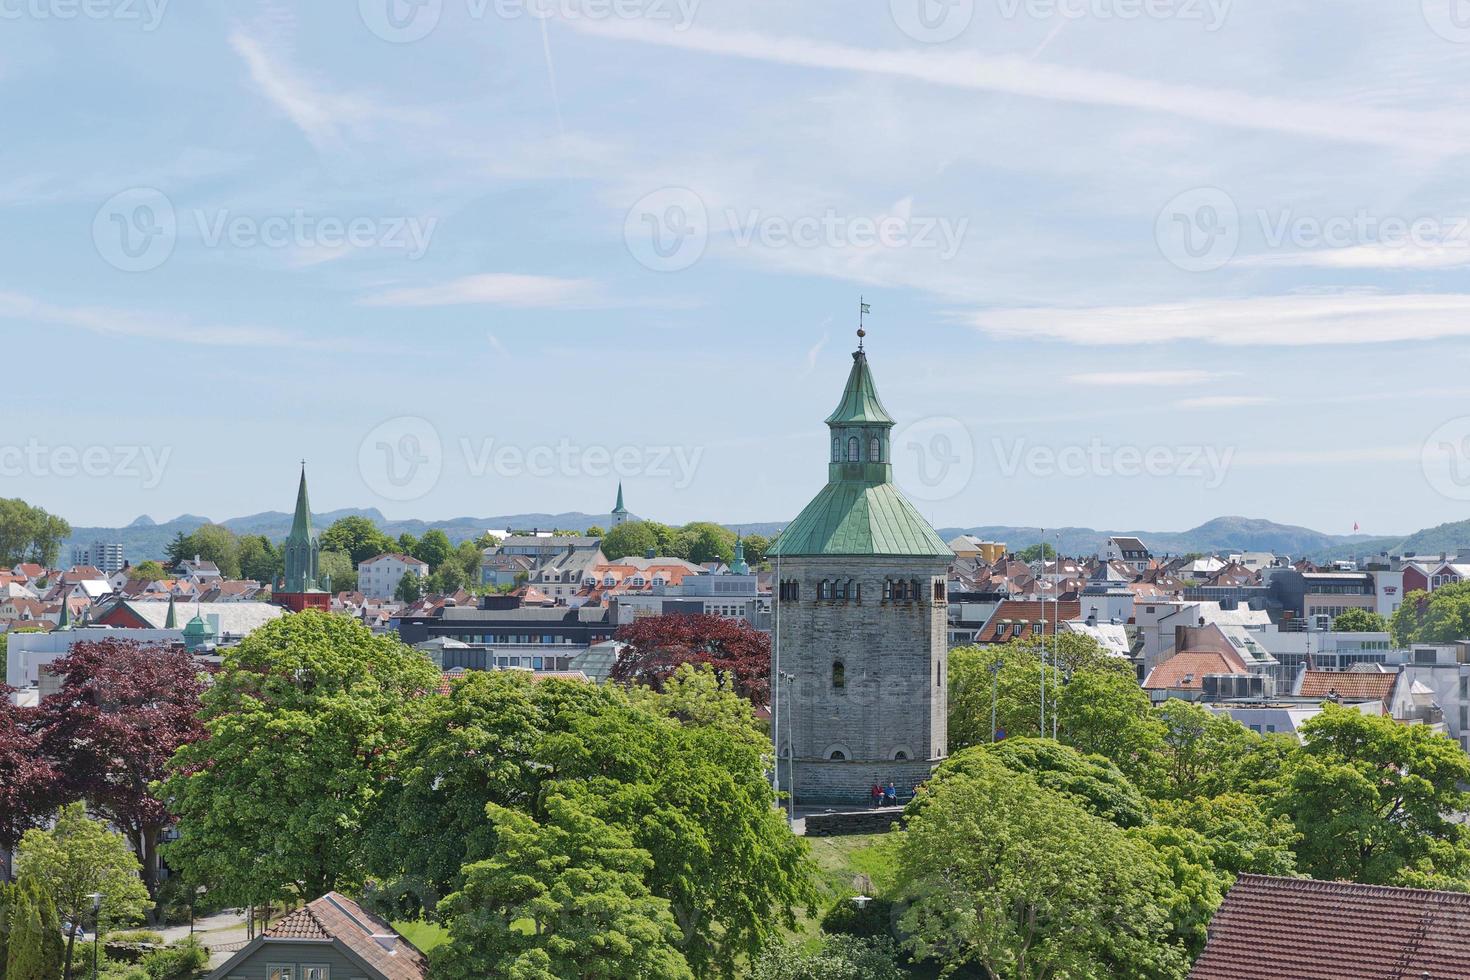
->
87;892;103;980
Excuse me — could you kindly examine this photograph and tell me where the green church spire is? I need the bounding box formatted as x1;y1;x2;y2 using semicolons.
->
164;593;178;629
281;463;321;594
730;534;750;575
57;597;72;630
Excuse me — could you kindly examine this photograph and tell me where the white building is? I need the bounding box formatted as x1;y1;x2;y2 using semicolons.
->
358;553;430;600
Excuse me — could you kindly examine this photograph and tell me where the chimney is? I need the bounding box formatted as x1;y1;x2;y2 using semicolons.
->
1086;606;1098;627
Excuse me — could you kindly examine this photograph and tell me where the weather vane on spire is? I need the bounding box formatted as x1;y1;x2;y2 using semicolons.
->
858;297;871;349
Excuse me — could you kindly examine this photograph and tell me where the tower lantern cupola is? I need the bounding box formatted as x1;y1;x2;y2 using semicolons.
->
825;333;895;485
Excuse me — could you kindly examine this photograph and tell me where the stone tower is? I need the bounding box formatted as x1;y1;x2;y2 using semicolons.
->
769;334;953;805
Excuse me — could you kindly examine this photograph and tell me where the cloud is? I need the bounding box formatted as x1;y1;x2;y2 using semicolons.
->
0;290;305;348
564;20;1470;153
1244;243;1470;271
1067;370;1225;386
1173;395;1275;410
358;273;604;309
969;292;1470;346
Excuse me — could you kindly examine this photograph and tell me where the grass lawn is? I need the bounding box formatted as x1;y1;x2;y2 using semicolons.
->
392;919;449;954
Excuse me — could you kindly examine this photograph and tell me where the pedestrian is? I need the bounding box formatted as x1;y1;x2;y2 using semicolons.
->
870;782;883;807
885;781;897;803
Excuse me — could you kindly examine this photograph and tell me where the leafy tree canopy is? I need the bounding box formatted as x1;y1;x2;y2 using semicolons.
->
1390;583;1470;645
1332;607;1387;632
613;613;770;704
0;499;70;568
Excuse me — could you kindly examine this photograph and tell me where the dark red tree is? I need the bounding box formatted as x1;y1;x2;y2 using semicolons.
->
33;640;208;901
612;613;770;704
0;685;59;881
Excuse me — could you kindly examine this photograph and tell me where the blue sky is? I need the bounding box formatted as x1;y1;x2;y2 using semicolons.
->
5;0;1470;535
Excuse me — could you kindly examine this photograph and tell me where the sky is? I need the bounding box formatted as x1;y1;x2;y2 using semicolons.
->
5;0;1470;536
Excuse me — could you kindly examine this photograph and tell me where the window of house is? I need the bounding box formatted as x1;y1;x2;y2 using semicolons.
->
832;661;846;689
268;967;294;980
302;967;330;980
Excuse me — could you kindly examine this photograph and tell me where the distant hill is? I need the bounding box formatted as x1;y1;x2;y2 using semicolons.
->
63;510;623;563
61;510;1464;566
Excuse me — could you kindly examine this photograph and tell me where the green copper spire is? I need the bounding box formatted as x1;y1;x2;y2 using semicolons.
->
182;603;216;651
770;330;950;559
281;463;322;594
730;534;749;575
57;597;72;630
164;593;178;629
613;483;627;515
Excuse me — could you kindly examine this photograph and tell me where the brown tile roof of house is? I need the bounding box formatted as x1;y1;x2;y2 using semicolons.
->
978;600;1083;642
1298;670;1396;703
1191;874;1470;979
265;893;428;980
1142;649;1249;690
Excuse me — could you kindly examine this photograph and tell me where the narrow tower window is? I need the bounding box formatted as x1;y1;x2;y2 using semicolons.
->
832;661;846;688
869;437;881;462
847;436;861;461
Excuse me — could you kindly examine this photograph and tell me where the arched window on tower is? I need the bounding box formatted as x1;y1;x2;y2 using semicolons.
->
883;579;893;602
911;579;922;603
847;436;861;462
832;437;840;462
869;437;881;462
818;580;831;601
835;580;847;601
832;660;846;689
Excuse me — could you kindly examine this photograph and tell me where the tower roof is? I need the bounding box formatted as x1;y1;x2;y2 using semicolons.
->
613;482;628;515
289;464;314;542
825;349;894;426
772;337;950;559
769;481;950;558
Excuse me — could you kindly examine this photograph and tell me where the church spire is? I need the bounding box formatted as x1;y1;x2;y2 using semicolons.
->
291;461;313;539
281;463;321;595
165;592;178;629
611;482;629;527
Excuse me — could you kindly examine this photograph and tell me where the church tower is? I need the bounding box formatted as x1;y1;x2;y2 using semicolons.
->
611;483;630;528
274;465;330;613
769;332;952;805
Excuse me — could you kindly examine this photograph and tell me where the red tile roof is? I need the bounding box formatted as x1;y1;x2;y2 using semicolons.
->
264;892;428;980
1191;874;1470;979
978;600;1082;643
1298;670;1396;703
1142;649;1249;690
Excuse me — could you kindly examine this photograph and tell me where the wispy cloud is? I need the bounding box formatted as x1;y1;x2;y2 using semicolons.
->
969;292;1470;346
358;273;604;309
0;290;306;348
1243;243;1470;271
1068;370;1225;386
564;20;1470;152
1173;395;1274;410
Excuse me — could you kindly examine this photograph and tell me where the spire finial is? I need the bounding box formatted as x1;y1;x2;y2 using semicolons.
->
857;297;870;350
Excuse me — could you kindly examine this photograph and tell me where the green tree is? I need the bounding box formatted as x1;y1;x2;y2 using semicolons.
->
394;572;425;603
0;499;70;568
411;530;454;571
0;880;11;972
1123;822;1227;958
1332;607;1387;632
235;535;283;584
1389;583;1470;645
896;753;1189;979
681;523;736;566
1017;542;1056;562
397;532;419;555
318;549;357;593
1275;705;1470;887
162;612;439;906
1055;666;1165;785
753;936;904;980
129;560;168;583
1152;699;1261;800
5;875;64;980
740;534;770;566
968;738;1149;828
15;803;151;979
432;796;693;980
1152;793;1298;878
320;516;393;566
602;521;661;561
583;526;606;539
164;524;241;579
